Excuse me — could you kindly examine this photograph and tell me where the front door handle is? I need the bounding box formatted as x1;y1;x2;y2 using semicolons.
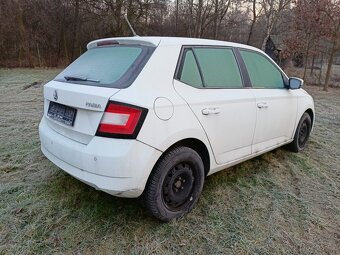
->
257;102;268;109
202;108;221;115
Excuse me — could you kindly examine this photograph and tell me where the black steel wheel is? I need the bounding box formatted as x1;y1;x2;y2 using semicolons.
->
288;112;312;152
143;147;205;221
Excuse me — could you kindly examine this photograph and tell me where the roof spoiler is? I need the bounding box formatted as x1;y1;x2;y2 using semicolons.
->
87;37;160;49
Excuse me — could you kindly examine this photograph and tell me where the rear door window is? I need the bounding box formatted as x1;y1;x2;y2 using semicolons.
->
240;50;284;89
179;49;203;88
193;48;243;88
54;45;154;88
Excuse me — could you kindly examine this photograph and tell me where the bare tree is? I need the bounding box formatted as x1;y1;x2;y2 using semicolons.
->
291;0;327;80
195;0;203;37
1;0;339;89
213;0;232;39
175;0;180;35
260;0;291;51
323;0;340;91
246;0;263;45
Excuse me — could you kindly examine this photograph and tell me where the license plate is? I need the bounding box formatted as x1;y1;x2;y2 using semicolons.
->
47;101;77;126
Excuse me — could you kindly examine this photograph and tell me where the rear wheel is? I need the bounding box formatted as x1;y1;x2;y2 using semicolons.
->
144;147;205;221
289;112;312;152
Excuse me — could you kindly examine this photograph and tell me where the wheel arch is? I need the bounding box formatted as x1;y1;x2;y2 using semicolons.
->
153;138;211;176
305;108;314;127
292;90;315;137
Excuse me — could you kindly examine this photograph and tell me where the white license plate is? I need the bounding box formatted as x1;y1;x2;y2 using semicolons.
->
47;101;77;126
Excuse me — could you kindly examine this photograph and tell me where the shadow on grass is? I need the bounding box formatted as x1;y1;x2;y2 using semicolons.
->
44;147;291;224
3;146;310;254
205;147;290;187
46;171;152;222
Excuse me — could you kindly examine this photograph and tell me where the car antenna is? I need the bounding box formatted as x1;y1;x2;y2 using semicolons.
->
124;14;138;37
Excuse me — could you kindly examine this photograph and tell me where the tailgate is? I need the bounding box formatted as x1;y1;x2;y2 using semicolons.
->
43;80;120;144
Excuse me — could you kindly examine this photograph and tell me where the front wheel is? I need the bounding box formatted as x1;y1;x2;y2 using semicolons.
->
288;112;312;152
143;147;205;221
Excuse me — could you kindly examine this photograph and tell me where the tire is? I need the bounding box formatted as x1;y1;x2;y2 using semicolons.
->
289;112;312;152
143;146;205;222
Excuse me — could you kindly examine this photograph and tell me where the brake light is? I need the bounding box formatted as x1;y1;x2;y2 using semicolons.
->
97;40;119;47
96;101;148;139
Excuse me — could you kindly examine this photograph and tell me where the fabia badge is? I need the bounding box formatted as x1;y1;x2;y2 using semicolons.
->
86;102;102;109
53;90;58;101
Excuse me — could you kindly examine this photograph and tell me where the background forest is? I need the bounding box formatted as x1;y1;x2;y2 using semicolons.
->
0;0;339;89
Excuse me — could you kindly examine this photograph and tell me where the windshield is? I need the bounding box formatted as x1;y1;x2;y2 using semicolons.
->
54;45;154;88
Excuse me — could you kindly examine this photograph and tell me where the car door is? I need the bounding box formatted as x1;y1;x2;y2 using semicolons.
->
173;47;256;165
239;49;298;153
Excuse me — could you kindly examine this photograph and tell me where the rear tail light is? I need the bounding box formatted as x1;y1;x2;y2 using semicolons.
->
96;101;148;139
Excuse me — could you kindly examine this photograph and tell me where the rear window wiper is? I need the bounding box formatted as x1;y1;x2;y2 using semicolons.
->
64;75;100;83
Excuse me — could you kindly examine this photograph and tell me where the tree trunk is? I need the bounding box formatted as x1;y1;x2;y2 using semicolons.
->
36;43;41;67
324;20;340;91
196;0;203;38
303;35;311;80
318;52;324;85
261;31;270;52
17;4;33;67
175;0;179;35
145;0;149;25
116;0;123;35
310;53;315;75
246;0;257;45
63;32;69;63
323;39;337;91
127;0;133;31
71;0;79;61
261;3;273;51
187;0;194;37
247;20;256;45
213;0;218;39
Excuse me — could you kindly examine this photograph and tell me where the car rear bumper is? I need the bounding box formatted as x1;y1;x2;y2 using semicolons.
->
39;117;162;197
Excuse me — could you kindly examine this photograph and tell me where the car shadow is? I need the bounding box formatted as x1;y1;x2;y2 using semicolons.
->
47;147;290;223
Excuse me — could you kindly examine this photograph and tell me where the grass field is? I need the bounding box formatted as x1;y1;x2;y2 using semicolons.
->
0;68;339;254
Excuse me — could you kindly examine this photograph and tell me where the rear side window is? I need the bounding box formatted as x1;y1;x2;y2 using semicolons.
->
179;49;203;88
193;48;243;88
54;45;154;88
240;50;284;89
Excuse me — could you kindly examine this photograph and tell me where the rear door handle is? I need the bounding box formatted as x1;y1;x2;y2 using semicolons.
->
202;108;221;115
257;102;268;109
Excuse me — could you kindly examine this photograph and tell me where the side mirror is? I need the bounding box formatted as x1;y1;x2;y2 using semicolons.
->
289;77;304;89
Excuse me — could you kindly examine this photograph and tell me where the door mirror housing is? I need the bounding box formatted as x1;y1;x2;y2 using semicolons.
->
289;77;304;89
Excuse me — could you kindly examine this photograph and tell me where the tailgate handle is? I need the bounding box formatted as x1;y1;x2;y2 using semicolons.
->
202;108;221;115
257;102;269;109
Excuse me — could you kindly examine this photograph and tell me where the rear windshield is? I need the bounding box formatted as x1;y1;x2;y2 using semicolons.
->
54;45;154;88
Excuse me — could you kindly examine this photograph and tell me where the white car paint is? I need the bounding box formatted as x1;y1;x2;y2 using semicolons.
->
174;80;257;164
251;88;298;153
39;36;315;198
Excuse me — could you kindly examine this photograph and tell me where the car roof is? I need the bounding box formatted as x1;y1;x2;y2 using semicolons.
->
87;36;262;53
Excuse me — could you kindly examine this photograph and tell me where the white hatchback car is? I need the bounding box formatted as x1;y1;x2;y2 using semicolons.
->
39;36;314;221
